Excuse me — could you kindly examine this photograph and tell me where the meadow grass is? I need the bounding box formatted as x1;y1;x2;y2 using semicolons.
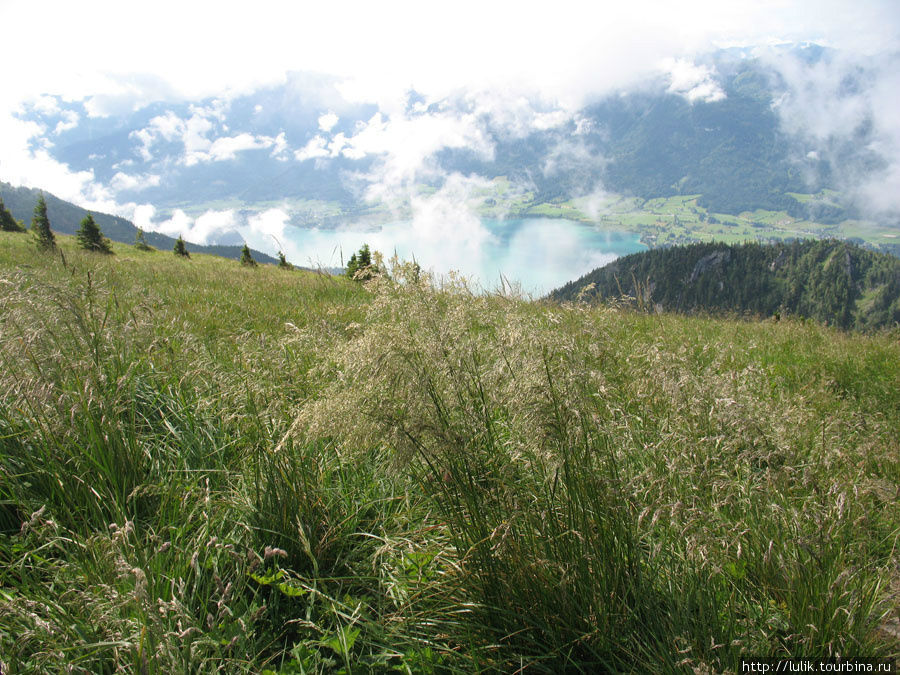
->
0;231;897;672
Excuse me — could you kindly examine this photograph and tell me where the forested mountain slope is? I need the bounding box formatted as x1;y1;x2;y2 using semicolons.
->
551;239;900;330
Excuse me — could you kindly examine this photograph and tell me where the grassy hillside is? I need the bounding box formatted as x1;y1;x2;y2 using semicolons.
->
0;181;279;265
1;230;898;672
552;239;900;331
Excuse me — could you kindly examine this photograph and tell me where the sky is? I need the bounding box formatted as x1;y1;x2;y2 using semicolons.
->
2;0;897;110
1;0;899;287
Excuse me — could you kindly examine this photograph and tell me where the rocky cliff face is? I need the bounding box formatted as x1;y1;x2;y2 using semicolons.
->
690;250;732;283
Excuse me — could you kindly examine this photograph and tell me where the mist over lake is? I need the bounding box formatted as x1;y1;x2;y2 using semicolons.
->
281;218;645;295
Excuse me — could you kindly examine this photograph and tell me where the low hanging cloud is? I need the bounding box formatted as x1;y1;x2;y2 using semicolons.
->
662;57;726;103
2;0;898;293
110;171;161;192
282;88;606;286
336;107;496;207
206;133;274;161
462;88;573;139
136;207;241;244
0;108;122;215
766;48;900;217
318;112;339;132
404;173;497;274
294;135;330;161
191;209;241;242
132;207;189;239
53;110;80;135
130;111;189;161
129;102;279;166
271;132;289;160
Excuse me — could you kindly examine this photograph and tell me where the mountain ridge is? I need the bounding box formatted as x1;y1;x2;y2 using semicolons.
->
13;45;897;254
550;239;900;331
0;181;279;265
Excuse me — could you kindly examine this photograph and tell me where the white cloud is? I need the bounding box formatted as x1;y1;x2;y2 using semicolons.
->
542;138;605;189
149;208;193;238
247;207;290;243
135;206;247;245
207;133;273;161
0;112;119;213
341;109;494;202
662;57;726;103
271;132;289;159
0;0;896;120
464;90;572;139
130;111;185;161
131;106;276;165
133;103;230;166
191;209;238;243
767;49;900;216
318;112;339;132
573;114;593;135
32;95;61;115
330;133;359;159
110;171;162;192
180;111;215;166
404;173;496;272
53;110;80;135
532;110;571;131
294;135;330;161
2;0;899;251
150;111;185;141
131;203;158;230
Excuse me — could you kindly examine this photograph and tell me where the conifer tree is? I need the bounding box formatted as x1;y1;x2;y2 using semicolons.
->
358;243;372;269
346;244;373;280
173;235;190;257
240;243;257;267
76;213;113;253
345;252;359;279
31;194;56;250
134;228;153;251
0;197;24;232
278;250;291;269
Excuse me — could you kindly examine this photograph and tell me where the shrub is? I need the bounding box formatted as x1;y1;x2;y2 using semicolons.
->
31;194;55;251
173;235;190;257
240;244;257;267
76;214;113;254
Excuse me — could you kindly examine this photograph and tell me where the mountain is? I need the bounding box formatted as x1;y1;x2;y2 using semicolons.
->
0;181;278;264
3;220;898;671
14;45;897;252
550;239;900;331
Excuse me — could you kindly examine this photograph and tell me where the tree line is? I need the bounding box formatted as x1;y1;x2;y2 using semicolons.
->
552;239;900;331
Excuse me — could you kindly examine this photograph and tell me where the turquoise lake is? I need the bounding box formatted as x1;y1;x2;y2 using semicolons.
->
281;218;646;296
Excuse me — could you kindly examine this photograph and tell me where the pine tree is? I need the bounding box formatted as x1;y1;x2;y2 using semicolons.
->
358;243;372;269
0;197;24;232
345;244;373;280
134;228;154;251
240;243;257;267
278;250;292;269
31;194;56;250
345;252;359;279
173;235;190;257
76;213;113;253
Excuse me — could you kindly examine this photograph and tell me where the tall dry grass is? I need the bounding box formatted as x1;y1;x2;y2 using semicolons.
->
0;235;896;672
